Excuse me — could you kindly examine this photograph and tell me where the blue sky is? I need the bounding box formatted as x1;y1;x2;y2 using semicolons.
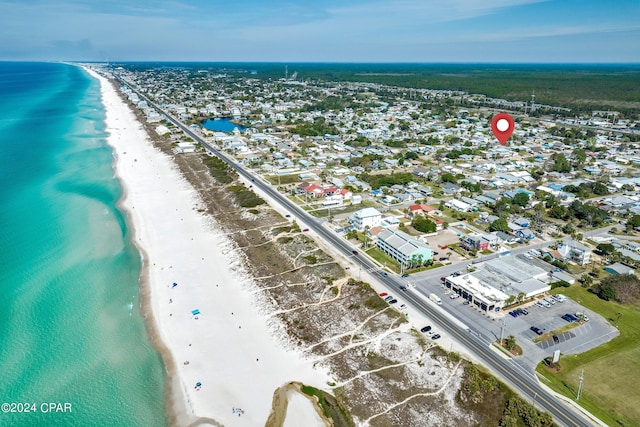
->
2;0;639;62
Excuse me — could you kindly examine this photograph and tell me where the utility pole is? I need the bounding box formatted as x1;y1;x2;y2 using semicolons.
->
499;318;506;344
576;369;584;400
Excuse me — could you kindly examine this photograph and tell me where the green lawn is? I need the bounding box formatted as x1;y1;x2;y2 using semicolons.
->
537;286;640;427
365;247;400;273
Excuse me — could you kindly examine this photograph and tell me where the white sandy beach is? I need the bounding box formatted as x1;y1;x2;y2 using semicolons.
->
86;67;330;426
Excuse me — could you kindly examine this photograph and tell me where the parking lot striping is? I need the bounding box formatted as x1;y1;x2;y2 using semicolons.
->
563;329;620;355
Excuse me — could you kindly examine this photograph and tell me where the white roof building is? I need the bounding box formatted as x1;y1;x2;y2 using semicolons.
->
349;208;382;231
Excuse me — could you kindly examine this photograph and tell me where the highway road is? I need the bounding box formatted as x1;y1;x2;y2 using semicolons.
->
115;74;599;427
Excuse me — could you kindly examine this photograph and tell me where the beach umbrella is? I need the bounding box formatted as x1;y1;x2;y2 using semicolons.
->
172;283;178;288
196;382;201;387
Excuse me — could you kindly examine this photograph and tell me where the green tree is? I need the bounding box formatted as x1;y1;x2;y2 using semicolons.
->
490;218;510;233
596;243;615;254
513;192;530;207
441;172;457;183
412;216;437;233
628;215;640;229
593;282;616;301
551;153;571;173
504;335;517;350
572;148;587;167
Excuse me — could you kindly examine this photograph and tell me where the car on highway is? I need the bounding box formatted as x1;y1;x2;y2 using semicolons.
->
401;273;409;278
380;271;388;276
420;325;432;333
399;286;407;292
352;250;358;255
431;334;441;340
302;228;309;232
388;299;398;304
530;326;544;335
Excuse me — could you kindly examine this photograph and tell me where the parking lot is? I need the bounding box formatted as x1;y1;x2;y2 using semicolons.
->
415;279;620;369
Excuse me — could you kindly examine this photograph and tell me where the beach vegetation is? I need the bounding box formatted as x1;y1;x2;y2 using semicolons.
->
300;385;355;427
364;296;388;310
303;255;318;264
227;185;265;208
203;156;234;184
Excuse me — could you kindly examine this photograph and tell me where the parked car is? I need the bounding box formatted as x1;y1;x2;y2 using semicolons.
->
379;292;388;297
285;214;291;218
438;257;447;261
561;314;574;322
400;304;407;309
384;296;394;302
535;301;545;308
530;326;543;335
463;300;470;305
509;311;518;318
302;228;309;232
576;312;589;322
553;334;560;344
440;277;446;282
388;299;398;304
431;334;441;340
421;325;432;333
450;294;460;299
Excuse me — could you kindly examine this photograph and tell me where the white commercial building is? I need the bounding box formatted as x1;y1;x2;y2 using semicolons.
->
444;255;553;312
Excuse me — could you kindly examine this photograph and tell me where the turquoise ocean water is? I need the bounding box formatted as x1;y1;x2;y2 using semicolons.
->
0;63;166;426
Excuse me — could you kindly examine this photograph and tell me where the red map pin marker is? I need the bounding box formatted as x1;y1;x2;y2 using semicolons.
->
491;113;515;145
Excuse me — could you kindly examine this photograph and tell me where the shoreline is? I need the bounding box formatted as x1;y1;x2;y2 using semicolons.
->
84;66;330;426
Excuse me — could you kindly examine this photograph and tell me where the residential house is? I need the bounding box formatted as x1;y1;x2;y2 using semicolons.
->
461;235;490;251
349;207;382;231
557;240;591;265
605;263;635;275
